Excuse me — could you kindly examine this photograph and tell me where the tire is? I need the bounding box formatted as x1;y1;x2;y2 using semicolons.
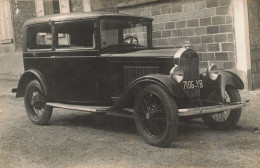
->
202;86;241;130
24;80;53;125
134;84;179;147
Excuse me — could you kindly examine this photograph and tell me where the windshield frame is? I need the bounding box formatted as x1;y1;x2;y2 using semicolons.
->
98;17;152;50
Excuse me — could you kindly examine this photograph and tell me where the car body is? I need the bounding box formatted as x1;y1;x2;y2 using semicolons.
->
13;12;248;147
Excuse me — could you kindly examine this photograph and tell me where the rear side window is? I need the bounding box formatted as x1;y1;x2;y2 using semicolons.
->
27;24;52;50
55;20;94;49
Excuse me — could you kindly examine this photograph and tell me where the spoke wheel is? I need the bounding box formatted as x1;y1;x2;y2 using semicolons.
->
24;80;53;125
139;93;167;139
134;84;178;147
211;90;231;122
202;86;241;130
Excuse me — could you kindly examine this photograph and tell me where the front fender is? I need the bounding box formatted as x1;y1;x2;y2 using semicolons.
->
110;74;187;111
218;70;244;99
16;69;48;98
201;70;244;101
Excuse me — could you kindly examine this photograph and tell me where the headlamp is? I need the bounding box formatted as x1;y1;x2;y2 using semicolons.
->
207;64;219;80
170;65;184;83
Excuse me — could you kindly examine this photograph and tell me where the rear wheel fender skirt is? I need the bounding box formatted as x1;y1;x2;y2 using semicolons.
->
110;74;187;111
16;69;48;98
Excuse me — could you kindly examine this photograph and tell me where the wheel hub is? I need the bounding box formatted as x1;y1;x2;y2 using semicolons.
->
145;105;157;119
139;92;168;140
145;113;150;119
32;92;45;110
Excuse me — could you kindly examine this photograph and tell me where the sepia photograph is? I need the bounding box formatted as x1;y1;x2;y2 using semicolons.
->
0;0;259;167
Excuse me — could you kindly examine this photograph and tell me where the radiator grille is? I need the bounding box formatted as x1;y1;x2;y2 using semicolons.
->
124;66;159;88
180;57;200;98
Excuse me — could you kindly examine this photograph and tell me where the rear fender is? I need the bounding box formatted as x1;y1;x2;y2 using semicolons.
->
16;69;48;98
110;74;187;111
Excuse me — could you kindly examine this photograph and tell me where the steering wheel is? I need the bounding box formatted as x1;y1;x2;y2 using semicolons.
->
123;36;139;45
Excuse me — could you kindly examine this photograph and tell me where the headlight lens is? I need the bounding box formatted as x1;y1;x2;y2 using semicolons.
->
170;65;184;83
207;64;219;80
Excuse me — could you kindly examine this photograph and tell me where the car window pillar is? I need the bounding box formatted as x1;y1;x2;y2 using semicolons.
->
147;22;152;48
50;20;57;51
118;27;123;44
94;19;101;50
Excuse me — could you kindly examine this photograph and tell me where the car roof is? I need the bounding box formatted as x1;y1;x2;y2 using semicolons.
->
23;12;153;26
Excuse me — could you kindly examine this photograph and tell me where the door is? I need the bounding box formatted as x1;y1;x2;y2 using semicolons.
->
51;20;110;105
24;23;56;101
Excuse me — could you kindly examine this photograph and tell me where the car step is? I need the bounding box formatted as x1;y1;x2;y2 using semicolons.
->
47;101;248;117
46;102;110;113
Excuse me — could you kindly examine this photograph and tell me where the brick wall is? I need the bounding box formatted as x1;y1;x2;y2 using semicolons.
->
248;0;260;89
115;0;236;71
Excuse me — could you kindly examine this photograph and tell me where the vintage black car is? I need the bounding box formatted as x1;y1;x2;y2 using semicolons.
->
13;12;247;147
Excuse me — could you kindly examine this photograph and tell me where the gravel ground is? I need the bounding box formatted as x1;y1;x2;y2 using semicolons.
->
0;80;260;168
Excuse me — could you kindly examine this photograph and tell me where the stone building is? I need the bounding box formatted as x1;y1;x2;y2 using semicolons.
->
0;0;259;90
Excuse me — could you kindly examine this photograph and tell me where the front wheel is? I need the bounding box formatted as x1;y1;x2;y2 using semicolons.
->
24;80;53;125
202;86;241;130
134;84;179;147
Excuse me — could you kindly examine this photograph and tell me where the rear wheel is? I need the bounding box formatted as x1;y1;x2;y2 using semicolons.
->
24;80;53;125
134;84;179;147
202;86;241;130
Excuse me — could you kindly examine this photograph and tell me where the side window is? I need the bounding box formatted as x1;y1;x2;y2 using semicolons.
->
57;33;70;46
27;24;52;50
56;20;94;49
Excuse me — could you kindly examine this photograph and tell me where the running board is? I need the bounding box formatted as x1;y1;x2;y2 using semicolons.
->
46;102;110;113
47;101;248;116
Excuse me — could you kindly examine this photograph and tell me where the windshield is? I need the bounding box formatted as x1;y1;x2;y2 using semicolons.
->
100;19;149;49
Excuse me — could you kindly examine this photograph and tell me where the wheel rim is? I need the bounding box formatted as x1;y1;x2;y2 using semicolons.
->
211;90;231;122
26;86;46;119
138;92;167;139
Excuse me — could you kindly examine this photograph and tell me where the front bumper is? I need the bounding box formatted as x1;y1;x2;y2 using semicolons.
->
178;100;249;116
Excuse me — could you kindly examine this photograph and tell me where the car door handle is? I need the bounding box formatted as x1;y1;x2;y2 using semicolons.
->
51;56;56;58
33;53;37;56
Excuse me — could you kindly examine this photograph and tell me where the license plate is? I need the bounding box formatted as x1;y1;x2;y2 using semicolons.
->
182;80;203;89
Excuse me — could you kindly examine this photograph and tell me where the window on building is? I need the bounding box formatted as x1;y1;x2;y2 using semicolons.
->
27;24;52;50
55;20;95;49
0;0;13;43
43;0;60;15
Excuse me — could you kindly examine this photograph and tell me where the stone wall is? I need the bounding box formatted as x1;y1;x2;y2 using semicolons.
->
10;0;36;51
0;0;36;78
248;0;260;89
70;0;84;12
109;0;236;71
101;0;123;8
